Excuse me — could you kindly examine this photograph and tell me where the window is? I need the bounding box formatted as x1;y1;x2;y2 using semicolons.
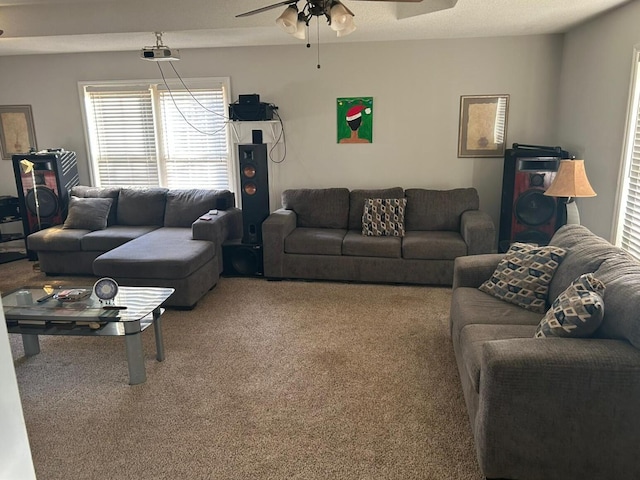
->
80;78;233;190
615;49;640;260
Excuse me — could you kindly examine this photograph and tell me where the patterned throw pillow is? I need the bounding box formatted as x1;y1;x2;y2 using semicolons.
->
535;273;605;338
479;242;567;313
362;198;407;237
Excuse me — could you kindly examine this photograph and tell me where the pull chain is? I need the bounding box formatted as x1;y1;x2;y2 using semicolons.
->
317;17;321;69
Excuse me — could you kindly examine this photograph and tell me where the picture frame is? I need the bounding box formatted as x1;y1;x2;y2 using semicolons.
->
0;105;38;160
458;94;509;158
337;97;373;144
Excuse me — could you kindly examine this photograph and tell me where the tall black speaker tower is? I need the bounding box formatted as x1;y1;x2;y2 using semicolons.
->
498;144;570;253
238;142;269;245
12;150;79;260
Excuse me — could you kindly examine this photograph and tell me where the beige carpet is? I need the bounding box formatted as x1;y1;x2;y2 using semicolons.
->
1;259;482;480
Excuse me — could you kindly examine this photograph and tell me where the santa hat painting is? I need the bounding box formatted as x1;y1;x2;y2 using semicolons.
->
337;97;373;144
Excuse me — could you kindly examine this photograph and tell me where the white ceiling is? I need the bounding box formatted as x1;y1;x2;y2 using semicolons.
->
0;0;631;56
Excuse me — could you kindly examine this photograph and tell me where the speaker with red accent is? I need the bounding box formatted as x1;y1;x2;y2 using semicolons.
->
499;144;570;253
238;140;269;245
12;150;79;259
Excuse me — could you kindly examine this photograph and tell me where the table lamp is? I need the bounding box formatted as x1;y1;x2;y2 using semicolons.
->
544;159;596;225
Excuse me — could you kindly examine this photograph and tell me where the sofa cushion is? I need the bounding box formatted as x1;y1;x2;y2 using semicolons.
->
26;225;89;252
460;324;538;393
93;228;214;280
117;188;168;226
63;196;113;231
362;198;407;237
479;242;567;314
405;188;479;231
284;227;347;255
342;230;401;258
402;231;467;260
282;188;350;229
450;287;543;346
535;273;605;338
164;189;233;227
80;225;159;252
70;185;121;226
548;224;621;301
348;187;404;230
592;254;640;349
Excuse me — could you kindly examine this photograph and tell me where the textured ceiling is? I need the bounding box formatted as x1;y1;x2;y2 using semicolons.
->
0;0;631;56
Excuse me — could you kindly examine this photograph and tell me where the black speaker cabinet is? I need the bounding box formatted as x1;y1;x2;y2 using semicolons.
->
499;144;570;253
222;241;263;277
238;143;270;244
12;150;79;259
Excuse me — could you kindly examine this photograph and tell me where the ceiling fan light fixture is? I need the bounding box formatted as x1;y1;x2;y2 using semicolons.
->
336;17;356;37
276;5;299;34
292;15;307;39
329;2;352;31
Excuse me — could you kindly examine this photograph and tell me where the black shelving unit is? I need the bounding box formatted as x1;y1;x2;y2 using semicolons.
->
0;217;27;264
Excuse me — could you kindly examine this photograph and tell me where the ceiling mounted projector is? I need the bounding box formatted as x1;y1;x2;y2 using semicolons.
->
140;47;180;61
140;32;180;61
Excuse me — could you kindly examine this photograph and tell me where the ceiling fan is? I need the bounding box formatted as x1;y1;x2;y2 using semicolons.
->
236;0;423;39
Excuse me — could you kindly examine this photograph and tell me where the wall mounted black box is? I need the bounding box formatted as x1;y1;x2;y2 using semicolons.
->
229;103;274;121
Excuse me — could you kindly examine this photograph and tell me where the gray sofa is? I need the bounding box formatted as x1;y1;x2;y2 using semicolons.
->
263;187;495;284
450;224;640;480
27;186;242;308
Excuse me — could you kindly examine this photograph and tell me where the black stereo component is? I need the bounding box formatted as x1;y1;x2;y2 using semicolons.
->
229;102;275;121
222;241;263;277
12;150;79;259
239;94;261;104
0;196;20;221
499;144;570;253
238;143;270;244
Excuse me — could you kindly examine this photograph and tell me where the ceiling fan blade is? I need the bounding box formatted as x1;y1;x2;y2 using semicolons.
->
236;0;299;17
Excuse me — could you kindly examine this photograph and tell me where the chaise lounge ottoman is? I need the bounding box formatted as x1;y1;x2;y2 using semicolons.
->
93;228;216;308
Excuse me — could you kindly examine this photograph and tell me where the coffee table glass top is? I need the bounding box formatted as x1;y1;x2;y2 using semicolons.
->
2;285;174;323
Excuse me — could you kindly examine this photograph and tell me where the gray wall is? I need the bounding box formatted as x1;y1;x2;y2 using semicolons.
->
556;0;640;240
0;34;564;238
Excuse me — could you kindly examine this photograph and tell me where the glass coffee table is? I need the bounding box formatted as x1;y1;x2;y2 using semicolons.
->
2;285;174;385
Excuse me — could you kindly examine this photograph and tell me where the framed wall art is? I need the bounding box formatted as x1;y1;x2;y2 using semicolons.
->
337;97;373;144
458;94;509;158
0;105;38;160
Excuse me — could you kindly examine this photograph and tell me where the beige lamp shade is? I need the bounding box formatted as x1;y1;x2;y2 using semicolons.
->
544;159;597;198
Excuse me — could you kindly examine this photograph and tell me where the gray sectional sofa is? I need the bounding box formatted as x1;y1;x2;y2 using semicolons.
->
27;186;242;308
263;187;495;284
450;224;640;480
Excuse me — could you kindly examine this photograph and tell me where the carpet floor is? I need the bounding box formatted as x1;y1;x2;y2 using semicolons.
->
2;259;482;480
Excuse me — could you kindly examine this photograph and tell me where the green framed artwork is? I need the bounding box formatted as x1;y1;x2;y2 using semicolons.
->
337;97;373;144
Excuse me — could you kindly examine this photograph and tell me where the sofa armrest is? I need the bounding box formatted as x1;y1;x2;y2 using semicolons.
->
192;207;242;248
452;253;504;290
476;338;640;479
460;210;496;255
262;209;297;278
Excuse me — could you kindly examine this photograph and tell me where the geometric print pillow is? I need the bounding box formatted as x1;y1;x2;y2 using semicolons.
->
479;242;567;314
362;198;407;237
535;273;605;338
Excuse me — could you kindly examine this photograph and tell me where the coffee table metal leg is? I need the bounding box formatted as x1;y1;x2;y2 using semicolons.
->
153;308;165;362
22;334;40;356
124;332;146;385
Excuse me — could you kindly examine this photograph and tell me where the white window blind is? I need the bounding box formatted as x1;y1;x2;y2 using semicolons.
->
159;88;229;188
82;80;231;190
85;87;159;187
615;49;640;260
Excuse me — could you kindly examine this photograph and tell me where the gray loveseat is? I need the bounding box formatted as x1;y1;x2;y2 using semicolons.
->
263;187;495;284
450;224;640;480
27;186;242;308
